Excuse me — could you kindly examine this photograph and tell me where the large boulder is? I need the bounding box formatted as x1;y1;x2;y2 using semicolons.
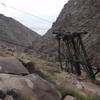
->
0;56;29;75
0;73;61;100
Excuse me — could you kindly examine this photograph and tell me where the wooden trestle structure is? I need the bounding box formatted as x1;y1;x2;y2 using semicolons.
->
53;31;96;80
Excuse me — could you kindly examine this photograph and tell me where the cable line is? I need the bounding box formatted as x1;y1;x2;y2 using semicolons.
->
0;2;52;23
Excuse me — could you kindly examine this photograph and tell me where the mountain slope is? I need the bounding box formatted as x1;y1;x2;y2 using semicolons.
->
0;14;41;49
37;0;100;67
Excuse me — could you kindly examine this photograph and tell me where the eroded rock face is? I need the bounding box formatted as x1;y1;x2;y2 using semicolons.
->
0;73;61;100
52;0;100;67
36;0;100;67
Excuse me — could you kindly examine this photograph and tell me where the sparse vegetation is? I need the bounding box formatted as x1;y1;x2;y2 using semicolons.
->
55;85;91;100
0;45;100;100
21;55;33;61
20;54;58;69
42;70;56;84
91;94;100;100
0;45;57;69
42;69;90;100
42;70;100;100
0;50;13;56
20;96;30;100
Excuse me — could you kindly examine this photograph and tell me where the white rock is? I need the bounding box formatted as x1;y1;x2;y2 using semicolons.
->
0;66;2;70
64;96;76;100
4;95;14;100
24;78;33;89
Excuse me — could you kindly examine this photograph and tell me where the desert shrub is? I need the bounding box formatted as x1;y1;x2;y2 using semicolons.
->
55;85;91;100
42;70;56;84
20;96;30;100
21;55;33;61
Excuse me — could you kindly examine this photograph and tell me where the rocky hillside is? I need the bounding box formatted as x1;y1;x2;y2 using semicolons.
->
36;0;100;67
0;14;41;50
31;29;58;61
0;54;99;100
0;46;99;100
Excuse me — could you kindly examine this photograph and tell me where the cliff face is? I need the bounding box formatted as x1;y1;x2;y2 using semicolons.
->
0;14;41;49
38;0;100;66
53;0;100;32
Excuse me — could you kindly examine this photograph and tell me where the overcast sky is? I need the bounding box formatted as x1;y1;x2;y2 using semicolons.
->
0;0;69;35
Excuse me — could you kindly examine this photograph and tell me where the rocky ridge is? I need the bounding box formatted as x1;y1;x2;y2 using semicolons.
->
0;14;41;50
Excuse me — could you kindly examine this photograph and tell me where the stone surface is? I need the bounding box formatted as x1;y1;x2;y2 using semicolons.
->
0;73;61;100
81;82;100;95
0;56;29;75
57;72;100;96
63;96;76;100
4;95;14;100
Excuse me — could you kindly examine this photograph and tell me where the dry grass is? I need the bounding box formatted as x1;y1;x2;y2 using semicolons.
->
20;96;30;100
0;50;13;56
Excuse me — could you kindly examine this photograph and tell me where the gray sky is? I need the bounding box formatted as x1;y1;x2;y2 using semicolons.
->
0;0;69;35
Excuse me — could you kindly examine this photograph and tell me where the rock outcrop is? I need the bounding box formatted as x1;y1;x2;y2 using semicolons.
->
36;0;100;67
52;0;100;67
0;73;61;100
0;56;29;75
